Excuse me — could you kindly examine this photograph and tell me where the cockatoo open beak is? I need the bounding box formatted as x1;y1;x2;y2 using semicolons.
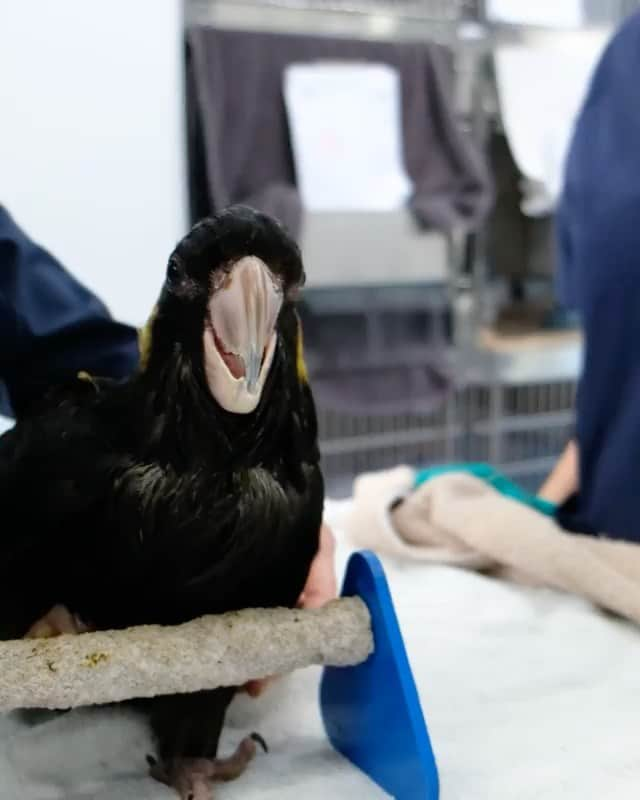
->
203;256;283;414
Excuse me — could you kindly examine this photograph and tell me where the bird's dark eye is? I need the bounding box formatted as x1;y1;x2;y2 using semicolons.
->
166;260;183;286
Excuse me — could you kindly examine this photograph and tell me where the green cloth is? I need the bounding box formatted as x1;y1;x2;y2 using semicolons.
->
414;463;557;518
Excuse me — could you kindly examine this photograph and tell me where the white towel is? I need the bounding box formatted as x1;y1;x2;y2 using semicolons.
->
345;467;640;624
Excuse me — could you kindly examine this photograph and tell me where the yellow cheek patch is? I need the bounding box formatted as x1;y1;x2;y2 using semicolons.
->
138;305;158;371
296;316;308;384
77;371;98;390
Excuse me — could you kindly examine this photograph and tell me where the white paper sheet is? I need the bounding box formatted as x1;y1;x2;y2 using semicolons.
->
283;62;412;212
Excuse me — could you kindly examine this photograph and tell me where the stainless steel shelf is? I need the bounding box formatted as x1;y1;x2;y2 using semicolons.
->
186;0;481;44
185;0;628;46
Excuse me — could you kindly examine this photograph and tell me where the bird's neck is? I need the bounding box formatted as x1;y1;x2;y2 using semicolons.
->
129;347;288;473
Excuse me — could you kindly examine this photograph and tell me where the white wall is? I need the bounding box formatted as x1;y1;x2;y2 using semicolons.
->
0;0;188;327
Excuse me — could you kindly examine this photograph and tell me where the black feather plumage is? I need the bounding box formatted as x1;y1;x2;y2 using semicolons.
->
0;207;324;791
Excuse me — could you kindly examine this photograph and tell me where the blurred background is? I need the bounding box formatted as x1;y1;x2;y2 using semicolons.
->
1;0;636;494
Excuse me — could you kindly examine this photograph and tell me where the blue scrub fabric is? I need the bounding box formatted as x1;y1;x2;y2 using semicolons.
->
0;206;138;418
555;11;640;541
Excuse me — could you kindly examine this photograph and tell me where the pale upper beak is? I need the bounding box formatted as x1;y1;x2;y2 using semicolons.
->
203;256;283;414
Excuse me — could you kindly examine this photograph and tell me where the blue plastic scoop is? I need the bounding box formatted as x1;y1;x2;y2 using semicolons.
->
320;550;439;799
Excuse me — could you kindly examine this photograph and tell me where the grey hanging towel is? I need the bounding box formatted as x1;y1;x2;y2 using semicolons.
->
186;27;493;237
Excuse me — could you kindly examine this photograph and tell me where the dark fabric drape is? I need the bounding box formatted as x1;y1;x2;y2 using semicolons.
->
186;27;493;237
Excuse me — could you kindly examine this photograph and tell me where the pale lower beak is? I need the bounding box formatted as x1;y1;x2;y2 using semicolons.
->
203;256;282;414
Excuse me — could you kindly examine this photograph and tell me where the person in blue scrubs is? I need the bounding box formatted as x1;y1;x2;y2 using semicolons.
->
539;11;640;542
0;205;138;418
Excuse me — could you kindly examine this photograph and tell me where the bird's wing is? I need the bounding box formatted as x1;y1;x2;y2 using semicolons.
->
0;400;116;637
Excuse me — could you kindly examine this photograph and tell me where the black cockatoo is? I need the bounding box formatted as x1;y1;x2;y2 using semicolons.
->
0;206;324;799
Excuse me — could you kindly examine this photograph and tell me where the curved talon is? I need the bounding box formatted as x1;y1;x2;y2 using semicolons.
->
147;754;170;786
250;732;268;753
211;734;260;782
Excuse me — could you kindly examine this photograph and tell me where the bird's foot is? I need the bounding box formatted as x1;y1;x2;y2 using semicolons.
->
25;604;93;639
147;733;267;800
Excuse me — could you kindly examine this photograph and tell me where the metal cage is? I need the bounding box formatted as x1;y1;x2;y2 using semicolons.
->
320;377;577;496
